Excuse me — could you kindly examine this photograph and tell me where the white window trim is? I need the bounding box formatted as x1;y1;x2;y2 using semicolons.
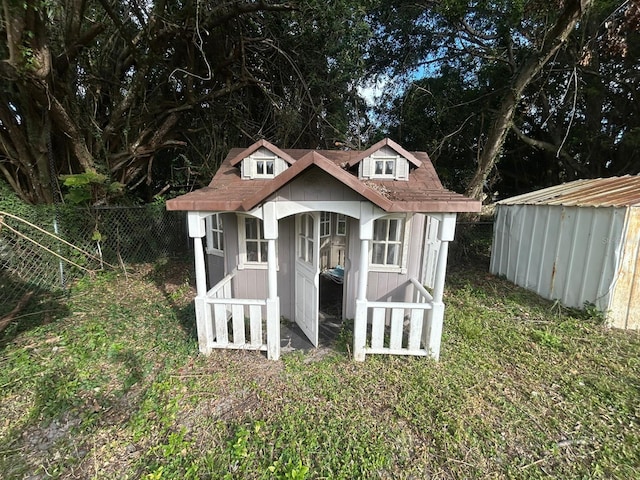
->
238;215;277;270
320;212;331;238
252;155;276;178
336;214;347;236
297;213;315;265
369;214;411;274
371;156;397;179
205;213;224;256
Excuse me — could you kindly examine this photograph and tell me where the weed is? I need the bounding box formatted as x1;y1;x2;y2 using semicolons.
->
531;328;563;349
268;457;310;480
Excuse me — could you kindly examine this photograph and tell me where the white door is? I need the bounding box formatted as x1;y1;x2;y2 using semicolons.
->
295;213;320;346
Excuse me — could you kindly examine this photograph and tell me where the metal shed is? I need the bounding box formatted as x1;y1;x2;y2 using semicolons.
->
490;176;640;330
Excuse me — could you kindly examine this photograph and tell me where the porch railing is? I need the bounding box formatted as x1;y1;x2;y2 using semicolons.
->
198;269;268;352
362;277;434;357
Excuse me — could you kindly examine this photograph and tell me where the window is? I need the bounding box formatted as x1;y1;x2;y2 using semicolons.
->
320;212;331;238
205;213;224;256
371;155;397;179
297;214;314;264
371;216;408;270
336;214;347;236
255;158;274;177
374;158;395;176
240;217;268;265
241;147;286;179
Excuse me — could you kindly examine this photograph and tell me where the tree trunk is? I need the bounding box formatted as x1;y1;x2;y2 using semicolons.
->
464;0;594;203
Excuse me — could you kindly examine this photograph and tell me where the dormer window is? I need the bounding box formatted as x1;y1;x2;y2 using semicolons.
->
359;147;410;181
240;147;288;179
300;138;423;184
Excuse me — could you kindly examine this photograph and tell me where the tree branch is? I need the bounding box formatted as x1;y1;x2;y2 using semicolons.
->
511;124;590;176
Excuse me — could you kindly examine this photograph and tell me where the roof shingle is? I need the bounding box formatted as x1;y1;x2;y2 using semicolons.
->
167;140;480;213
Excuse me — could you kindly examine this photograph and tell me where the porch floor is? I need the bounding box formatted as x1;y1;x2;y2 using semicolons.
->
280;311;343;353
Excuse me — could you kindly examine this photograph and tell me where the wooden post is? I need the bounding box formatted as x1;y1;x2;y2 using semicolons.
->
354;203;374;361
424;213;456;360
263;203;280;360
189;212;212;354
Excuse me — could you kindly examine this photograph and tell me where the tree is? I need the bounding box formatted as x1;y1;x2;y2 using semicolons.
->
368;0;597;201
0;0;374;204
508;0;640;186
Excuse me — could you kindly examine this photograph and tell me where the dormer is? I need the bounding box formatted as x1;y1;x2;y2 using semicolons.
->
347;138;422;181
230;140;296;180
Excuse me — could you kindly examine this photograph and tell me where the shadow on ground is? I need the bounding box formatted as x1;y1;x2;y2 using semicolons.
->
0;272;70;350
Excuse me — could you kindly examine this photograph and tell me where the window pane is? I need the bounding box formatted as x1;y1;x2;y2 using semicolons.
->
386;244;399;265
260;241;268;262
372;244;385;264
320;212;330;237
385;161;394;175
308;217;314;237
218;234;224;251
337;214;346;235
298;236;305;260
246;241;258;261
245;218;257;239
266;160;274;175
374;161;383;175
307;239;314;263
373;219;387;240
256;161;264;175
388;219;401;241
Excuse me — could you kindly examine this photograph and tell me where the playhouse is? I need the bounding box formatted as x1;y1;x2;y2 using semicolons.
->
167;139;480;360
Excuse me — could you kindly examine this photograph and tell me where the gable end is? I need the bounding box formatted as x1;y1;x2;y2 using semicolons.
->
359;145;411;181
240;147;289;179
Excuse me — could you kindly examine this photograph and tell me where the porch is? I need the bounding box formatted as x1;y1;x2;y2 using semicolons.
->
195;269;443;360
189;203;455;361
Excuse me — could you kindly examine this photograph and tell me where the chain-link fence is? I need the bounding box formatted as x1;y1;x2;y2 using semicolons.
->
1;204;189;317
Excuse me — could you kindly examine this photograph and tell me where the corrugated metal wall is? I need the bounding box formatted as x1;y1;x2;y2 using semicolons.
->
609;208;640;329
490;204;626;316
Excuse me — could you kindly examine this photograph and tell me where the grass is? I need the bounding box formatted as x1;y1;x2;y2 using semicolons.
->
1;253;639;479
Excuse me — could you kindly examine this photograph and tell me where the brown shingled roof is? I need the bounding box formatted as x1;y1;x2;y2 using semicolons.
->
166;139;481;213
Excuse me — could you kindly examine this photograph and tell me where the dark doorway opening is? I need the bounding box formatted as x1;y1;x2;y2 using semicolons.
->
319;271;343;342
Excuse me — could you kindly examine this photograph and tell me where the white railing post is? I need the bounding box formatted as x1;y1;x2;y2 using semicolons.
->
263;203;280;360
189;212;212;354
354;203;374;361
425;213;456;360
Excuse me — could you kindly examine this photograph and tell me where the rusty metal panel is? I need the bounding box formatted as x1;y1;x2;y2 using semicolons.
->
498;176;640;208
609;208;640;330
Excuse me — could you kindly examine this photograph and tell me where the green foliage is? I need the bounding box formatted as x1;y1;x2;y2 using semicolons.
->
268;457;310;480
60;172;124;206
371;0;640;199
